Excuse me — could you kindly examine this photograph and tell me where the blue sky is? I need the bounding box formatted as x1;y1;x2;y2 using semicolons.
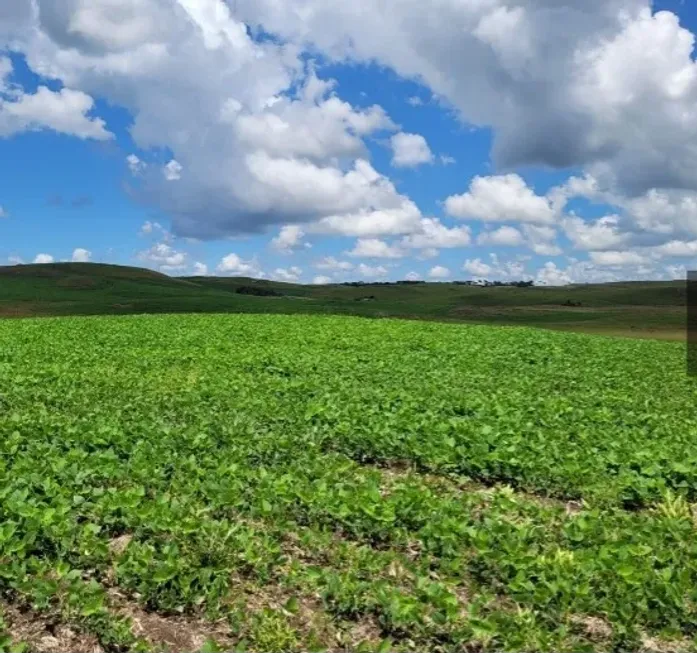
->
1;1;697;285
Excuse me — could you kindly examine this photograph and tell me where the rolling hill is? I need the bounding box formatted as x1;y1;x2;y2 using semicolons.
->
0;262;686;338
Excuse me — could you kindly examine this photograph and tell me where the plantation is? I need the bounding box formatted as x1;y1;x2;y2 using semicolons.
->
0;313;696;652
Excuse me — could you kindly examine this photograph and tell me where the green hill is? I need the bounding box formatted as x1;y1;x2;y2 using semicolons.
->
0;262;686;338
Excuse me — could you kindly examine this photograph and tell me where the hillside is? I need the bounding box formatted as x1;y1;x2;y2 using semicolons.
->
0;262;686;338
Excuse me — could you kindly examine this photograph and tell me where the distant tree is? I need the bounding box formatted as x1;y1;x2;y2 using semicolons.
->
235;285;282;297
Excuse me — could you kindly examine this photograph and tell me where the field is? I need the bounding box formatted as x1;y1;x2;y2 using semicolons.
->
0;313;696;652
0;263;686;340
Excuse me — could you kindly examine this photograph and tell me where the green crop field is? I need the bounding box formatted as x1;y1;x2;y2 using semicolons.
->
0;263;686;341
1;313;696;652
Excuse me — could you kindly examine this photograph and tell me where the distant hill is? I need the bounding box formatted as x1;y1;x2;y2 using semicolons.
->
0;262;686;339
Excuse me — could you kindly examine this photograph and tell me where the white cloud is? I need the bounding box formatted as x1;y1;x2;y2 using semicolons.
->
308;161;423;237
7;0;697;254
621;189;697;239
236;88;395;161
312;275;332;285
477;225;524;247
535;262;572;287
390;132;434;168
562;215;629;251
0;206;7;218
588;250;649;267
407;96;423;107
400;218;471;252
71;247;91;262
652;240;697;258
314;256;353;271
462;258;493;277
429;265;450;279
462;254;531;281
664;264;687;280
7;255;23;265
0;57;12;93
271;225;305;252
405;271;421;281
417;248;439;260
216;252;262;277
3;3;409;239
33;253;54;264
273;266;303;281
0;86;112;140
139;220;165;236
163;159;182;181
138;242;188;271
347;238;404;259
192;261;209;276
445;175;556;225
127;154;145;175
522;225;563;257
357;263;388;278
440;155;456;166
534;258;662;286
239;1;697;208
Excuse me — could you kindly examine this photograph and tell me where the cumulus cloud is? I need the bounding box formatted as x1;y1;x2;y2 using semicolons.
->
357;263;388;278
445;175;556;225
312;275;332;285
462;254;531;281
139;220;165;237
271;225;305;252
126;154;145;175
462;258;493;277
273;266;303;281
0;206;7;218
390;132;434;168
347;238;404;259
429;265;451;279
621;189;697;239
534;258;662;286
652;240;697;258
138;242;188;271
71;247;91;262
477;226;524;247
216;252;262;277
7;0;697;273
3;1;406;239
192;261;209;276
535;262;572;286
33;253;54;264
522;225;563;256
239;0;697;205
399;218;471;252
588;250;649;266
163;159;183;181
0;86;111;140
314;256;353;271
563;215;629;252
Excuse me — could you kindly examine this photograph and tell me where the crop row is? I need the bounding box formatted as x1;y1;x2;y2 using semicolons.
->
0;314;694;651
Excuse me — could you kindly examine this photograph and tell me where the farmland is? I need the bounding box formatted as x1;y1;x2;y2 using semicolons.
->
0;313;695;652
0;263;685;340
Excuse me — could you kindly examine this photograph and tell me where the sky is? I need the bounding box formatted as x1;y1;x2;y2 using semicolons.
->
1;0;697;285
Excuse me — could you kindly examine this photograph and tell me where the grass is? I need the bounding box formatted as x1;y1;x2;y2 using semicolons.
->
0;313;696;651
0;262;687;339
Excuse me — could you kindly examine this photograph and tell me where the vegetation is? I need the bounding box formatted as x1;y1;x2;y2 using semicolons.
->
0;263;686;339
0;313;695;651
